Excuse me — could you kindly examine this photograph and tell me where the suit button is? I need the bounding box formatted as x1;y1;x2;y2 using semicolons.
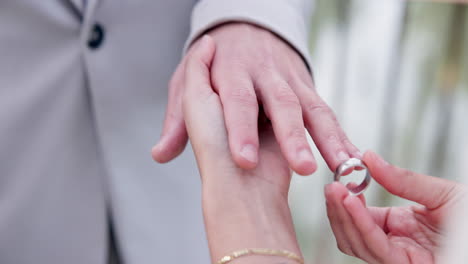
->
88;23;105;49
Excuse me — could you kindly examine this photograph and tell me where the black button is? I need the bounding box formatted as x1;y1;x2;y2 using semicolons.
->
88;23;105;49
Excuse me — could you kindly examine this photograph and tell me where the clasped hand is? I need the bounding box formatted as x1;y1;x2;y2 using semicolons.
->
158;33;467;264
152;22;361;175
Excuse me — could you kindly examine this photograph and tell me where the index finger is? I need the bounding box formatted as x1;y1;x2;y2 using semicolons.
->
363;151;459;209
183;35;216;100
182;35;228;153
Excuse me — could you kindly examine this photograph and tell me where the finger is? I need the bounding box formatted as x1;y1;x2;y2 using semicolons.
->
212;65;259;169
324;183;355;256
357;193;366;205
343;195;402;263
258;76;316;175
333;182;392;233
367;207;391;232
292;79;361;171
183;35;216;99
152;61;188;163
363;151;459;209
183;35;220;124
181;36;230;154
325;183;378;262
345;183;366;205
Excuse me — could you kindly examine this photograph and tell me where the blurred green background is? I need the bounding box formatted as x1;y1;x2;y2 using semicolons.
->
289;1;468;263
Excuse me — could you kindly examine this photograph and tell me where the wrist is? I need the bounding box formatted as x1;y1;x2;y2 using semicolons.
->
202;185;300;263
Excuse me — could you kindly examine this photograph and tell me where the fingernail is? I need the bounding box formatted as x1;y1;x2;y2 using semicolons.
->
298;149;313;163
344;195;360;207
343;195;353;206
240;144;258;164
337;151;349;162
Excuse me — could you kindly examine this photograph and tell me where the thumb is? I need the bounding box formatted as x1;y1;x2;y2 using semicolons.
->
152;35;215;163
152;60;188;163
363;151;457;209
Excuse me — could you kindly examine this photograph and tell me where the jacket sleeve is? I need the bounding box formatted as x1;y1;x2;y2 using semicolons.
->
185;0;315;68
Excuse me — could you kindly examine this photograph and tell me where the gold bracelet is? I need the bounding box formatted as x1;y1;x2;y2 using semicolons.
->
216;248;304;264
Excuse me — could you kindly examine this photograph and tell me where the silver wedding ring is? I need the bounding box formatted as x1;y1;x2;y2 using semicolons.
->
334;158;372;196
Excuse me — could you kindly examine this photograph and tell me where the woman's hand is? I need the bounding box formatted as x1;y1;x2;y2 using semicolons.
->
182;35;301;264
325;151;467;264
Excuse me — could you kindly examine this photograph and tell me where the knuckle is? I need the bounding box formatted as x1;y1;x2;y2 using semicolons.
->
288;127;305;137
338;140;355;156
225;88;258;109
287;127;307;142
433;180;458;209
165;111;181;127
305;102;333;116
323;133;348;157
337;243;346;253
273;85;300;107
225;112;257;130
341;137;356;150
337;243;353;256
255;55;275;75
326;133;341;145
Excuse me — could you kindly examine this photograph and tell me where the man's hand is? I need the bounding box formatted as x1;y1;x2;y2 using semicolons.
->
152;22;360;175
325;151;467;264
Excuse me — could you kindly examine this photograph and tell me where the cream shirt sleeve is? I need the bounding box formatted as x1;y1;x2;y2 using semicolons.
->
185;0;315;68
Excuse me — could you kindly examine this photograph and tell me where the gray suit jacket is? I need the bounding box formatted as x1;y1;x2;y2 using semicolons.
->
0;0;313;263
